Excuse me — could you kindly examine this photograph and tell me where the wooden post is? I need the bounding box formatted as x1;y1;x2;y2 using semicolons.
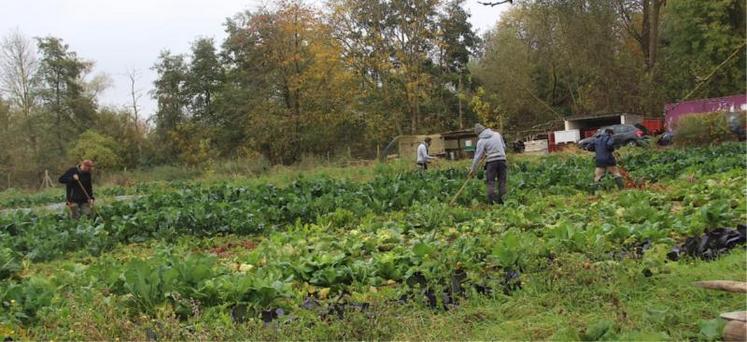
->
693;281;747;293
723;321;746;342
721;312;747;342
376;145;381;161
40;169;54;190
41;170;54;189
693;281;747;342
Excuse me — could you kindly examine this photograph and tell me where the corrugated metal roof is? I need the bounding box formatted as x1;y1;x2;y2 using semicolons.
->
565;112;641;121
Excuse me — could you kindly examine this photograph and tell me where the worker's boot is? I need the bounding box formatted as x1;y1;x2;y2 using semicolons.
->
590;182;601;194
487;191;503;205
614;177;625;190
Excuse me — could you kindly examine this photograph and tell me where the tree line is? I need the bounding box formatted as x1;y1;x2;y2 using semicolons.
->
0;0;744;187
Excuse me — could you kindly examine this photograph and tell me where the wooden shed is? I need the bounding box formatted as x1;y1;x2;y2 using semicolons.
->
441;129;478;160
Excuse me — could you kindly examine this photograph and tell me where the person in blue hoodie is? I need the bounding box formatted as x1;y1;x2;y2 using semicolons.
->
469;123;507;204
594;128;625;190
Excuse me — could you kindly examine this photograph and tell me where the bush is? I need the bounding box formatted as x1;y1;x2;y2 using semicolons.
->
674;111;744;146
67;130;123;170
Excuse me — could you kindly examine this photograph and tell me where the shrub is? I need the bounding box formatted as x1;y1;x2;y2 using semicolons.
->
674;111;743;146
67;130;123;170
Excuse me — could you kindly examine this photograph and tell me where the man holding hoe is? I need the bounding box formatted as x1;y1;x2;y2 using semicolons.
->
59;160;95;219
469;123;508;205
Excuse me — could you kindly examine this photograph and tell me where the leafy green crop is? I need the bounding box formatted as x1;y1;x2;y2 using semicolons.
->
0;143;745;330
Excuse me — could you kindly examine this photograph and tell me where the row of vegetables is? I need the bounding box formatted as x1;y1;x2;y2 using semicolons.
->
3;143;744;263
0;143;745;330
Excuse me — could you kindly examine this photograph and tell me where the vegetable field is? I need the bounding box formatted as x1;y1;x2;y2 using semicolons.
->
1;143;745;340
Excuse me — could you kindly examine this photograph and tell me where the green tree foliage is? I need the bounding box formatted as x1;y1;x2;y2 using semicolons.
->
473;0;744;133
0;0;744;187
474;0;645;132
151;51;189;160
661;0;746;100
328;0;479;136
0;32;149;188
92;107;147;168
35;37;96;158
432;0;481;129
186;38;224;123
219;1;360;164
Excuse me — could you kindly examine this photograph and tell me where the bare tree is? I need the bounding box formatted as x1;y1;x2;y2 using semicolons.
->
125;67;143;133
0;28;37;118
615;0;666;72
0;29;39;155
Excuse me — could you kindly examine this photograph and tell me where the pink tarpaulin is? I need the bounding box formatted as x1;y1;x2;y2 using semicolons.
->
665;94;747;131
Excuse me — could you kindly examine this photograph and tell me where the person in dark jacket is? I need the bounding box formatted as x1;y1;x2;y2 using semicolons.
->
593;129;624;190
59;160;95;219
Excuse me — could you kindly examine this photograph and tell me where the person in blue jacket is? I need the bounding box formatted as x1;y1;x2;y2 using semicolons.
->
594;128;624;190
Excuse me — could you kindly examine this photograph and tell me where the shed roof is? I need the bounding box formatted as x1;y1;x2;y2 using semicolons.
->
441;129;476;139
564;112;642;121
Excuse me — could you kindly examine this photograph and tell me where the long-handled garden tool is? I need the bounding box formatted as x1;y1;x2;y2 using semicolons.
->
74;177;101;220
449;155;485;205
449;172;473;205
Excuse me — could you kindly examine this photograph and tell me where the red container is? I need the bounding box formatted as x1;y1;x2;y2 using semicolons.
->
547;131;558;153
642;118;664;135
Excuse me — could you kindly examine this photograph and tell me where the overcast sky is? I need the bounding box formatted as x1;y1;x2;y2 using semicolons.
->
0;0;507;118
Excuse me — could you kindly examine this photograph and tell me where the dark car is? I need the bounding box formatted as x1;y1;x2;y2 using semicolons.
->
578;124;647;151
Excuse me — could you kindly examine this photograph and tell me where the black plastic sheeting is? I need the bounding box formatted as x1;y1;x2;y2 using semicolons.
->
667;225;746;261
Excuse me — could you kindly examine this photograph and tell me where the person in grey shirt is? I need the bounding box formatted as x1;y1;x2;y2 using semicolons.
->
469;123;507;204
416;137;437;170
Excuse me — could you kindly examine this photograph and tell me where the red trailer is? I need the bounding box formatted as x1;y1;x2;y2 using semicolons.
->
641;118;665;135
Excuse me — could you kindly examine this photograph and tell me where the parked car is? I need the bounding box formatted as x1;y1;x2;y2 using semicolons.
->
578;124;647;151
